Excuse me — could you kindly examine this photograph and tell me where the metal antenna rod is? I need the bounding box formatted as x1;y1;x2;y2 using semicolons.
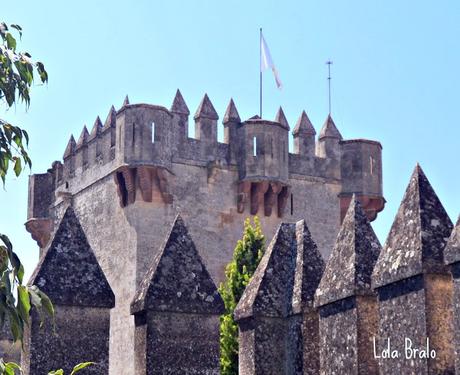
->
326;60;333;115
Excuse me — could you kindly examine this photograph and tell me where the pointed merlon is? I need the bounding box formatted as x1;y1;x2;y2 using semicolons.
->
63;135;76;159
76;126;89;149
318;114;342;140
89;116;103;140
293;111;316;136
123;95;130;106
234;223;297;321
292;220;325;313
103;105;117;130
315;195;381;307
170;89;190;115
131;214;225;315
372;165;453;288
223;98;240;124
444;216;460;266
29;207;115;308
194;93;218;120
274;106;290;130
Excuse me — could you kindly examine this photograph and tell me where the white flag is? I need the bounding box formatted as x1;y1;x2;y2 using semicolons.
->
260;32;283;89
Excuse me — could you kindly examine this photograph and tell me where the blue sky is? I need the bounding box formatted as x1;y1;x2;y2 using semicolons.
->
1;1;459;277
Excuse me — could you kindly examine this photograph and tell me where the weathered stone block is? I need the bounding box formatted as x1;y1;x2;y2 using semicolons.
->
315;196;381;375
131;214;224;375
22;206;115;374
23;307;111;374
372;165;455;375
444;216;460;373
235;220;324;375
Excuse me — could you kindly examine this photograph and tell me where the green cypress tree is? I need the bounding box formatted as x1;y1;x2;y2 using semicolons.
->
219;216;265;375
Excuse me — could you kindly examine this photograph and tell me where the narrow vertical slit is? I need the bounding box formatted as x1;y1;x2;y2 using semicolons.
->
132;123;136;151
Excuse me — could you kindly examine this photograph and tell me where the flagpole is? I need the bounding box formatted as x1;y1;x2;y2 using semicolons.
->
259;28;262;118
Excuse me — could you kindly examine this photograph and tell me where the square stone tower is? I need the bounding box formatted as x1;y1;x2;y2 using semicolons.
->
25;91;384;373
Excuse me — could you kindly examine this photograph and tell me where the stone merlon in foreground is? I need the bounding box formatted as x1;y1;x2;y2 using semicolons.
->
131;214;224;315
315;195;381;307
23;206;114;375
131;215;223;375
235;220;324;375
29;206;115;308
315;196;381;375
234;223;297;320
372;164;455;375
372;164;453;288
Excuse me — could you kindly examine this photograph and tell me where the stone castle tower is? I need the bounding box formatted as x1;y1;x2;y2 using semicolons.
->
25;90;384;372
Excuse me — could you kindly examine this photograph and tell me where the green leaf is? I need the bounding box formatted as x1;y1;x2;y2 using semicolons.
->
7;307;23;343
5;32;16;51
37;290;54;317
0;22;8;37
71;362;94;374
17;263;24;284
36;62;48;83
13;157;21;177
22;130;29;146
10;24;22;39
27;286;44;313
17;285;31;325
4;361;21;375
48;370;64;375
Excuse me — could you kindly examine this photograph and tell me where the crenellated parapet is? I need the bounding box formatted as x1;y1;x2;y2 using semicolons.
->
26;90;385;250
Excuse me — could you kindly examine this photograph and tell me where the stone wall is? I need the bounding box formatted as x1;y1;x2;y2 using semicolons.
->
22;207;114;374
23;92;387;374
13;161;460;374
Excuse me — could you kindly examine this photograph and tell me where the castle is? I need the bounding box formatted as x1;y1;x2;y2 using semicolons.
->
24;91;386;373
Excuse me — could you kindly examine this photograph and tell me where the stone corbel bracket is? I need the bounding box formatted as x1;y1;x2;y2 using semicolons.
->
114;165;174;207
25;218;53;248
339;193;386;223
237;180;290;218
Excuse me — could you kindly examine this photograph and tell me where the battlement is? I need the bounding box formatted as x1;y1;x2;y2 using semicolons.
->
23;89;389;374
49;91;382;184
26;90;385;256
54;92;379;190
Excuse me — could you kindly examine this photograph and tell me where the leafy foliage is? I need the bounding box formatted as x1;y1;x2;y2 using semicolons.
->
0;22;48;184
48;362;94;375
0;21;54;375
0;234;54;343
0;360;20;375
219;217;265;375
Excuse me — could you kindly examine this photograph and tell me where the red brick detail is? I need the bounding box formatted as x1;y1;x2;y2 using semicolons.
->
114;166;174;207
264;182;283;217
138;166;153;202
237;181;252;213
278;186;291;218
250;181;270;215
